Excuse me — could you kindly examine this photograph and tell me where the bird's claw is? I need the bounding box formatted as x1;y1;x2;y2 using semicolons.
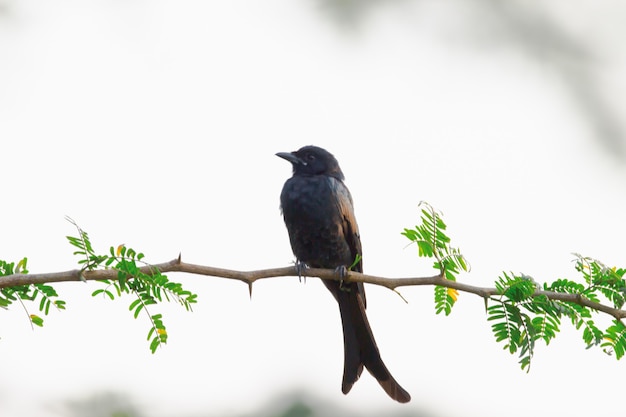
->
335;265;350;292
295;260;308;283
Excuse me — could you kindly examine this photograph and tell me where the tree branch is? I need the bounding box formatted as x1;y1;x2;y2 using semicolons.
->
2;255;624;320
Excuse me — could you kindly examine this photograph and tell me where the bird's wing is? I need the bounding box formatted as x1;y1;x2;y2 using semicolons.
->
328;177;362;273
328;177;366;308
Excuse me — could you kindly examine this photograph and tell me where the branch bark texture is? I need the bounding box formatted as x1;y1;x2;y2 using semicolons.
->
2;256;624;320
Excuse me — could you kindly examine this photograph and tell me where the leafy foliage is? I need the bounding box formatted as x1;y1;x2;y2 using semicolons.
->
2;219;196;352
487;273;551;370
402;202;469;315
66;219;197;353
65;217;109;272
0;257;66;328
402;205;626;371
486;257;626;370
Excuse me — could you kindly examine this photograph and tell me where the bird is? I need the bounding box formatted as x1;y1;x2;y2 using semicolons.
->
277;145;411;403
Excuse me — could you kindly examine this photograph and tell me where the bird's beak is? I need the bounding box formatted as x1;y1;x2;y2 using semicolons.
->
276;152;306;165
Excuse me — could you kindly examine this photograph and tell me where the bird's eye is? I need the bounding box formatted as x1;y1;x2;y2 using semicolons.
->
306;154;316;161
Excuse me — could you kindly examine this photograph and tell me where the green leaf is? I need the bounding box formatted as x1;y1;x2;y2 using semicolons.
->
128;298;142;313
30;315;44;327
15;257;28;274
149;336;160;353
416;241;433;257
434;285;457;315
602;320;626;359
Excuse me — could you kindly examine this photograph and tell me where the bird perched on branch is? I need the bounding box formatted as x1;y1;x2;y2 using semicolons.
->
277;145;411;403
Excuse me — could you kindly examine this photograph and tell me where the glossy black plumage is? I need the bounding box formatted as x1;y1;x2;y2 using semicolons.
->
277;145;410;403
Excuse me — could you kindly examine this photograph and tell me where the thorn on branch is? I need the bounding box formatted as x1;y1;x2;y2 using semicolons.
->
393;289;409;304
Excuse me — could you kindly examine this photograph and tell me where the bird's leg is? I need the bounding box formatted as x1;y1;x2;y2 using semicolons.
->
334;265;351;292
295;260;308;283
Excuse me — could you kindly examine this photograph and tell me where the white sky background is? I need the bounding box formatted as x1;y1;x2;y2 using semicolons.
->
1;1;626;416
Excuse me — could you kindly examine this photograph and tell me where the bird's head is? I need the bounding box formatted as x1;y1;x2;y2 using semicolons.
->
276;145;345;180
